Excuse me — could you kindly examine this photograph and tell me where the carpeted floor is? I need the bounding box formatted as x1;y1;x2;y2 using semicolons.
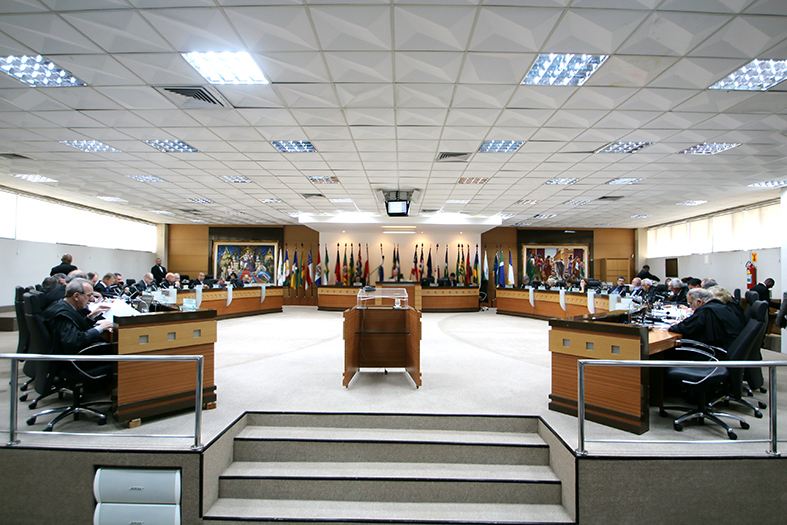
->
0;306;785;456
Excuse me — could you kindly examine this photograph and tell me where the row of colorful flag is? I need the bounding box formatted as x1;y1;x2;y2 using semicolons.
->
275;244;518;289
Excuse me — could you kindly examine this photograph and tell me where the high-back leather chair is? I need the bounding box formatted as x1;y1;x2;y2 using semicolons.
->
744;289;759;309
15;286;36;398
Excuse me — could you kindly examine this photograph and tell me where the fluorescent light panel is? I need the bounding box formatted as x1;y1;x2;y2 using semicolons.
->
677;143;740;155
630;214;651;219
145;139;198;153
564;200;590;206
596;142;654;154
97;196;127;203
226;211;246;216
445;199;470;204
606;177;643;185
219;174;252;183
61;140;120;153
188;197;214;204
127;174;165;183
533;214;556;219
182;51;268;85
545;177;580;185
458;177;489;184
516;199;541;205
478;140;524;153
749;180;787;188
308;176;339;184
272;140;316;153
14;174;56;183
0;55;86;87
259;198;283;203
330;198;354;203
709;59;787;91
522;53;608;86
677;200;707;206
498;213;517;219
149;210;173;215
514;222;532;227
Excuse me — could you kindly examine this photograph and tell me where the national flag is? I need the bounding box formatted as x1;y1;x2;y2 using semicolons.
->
379;243;385;283
363;244;370;285
324;245;330;285
436;245;440;280
342;244;349;286
458;245;466;283
306;248;313;289
314;246;322;286
508;249;515;287
396;244;401;278
419;244;424;281
356;244;363;285
426;246;432;279
473;246;479;286
391;244;397;278
411;244;418;281
349;243;355;284
291;246;299;290
483;250;489;282
334;245;341;285
492;250;498;286
466;244;472;284
283;247;291;286
455;244;461;280
277;248;284;286
444;245;449;280
498;248;505;287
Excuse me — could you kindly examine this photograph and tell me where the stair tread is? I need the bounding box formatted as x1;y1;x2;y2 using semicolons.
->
238;426;547;447
222;462;560;482
205;498;574;523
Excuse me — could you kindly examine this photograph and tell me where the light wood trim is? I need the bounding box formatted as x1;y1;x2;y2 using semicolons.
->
117;319;217;355
420;288;478;297
549;326;641;360
649;329;680;355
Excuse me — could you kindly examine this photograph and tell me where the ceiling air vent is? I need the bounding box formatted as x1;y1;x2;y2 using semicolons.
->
154;86;231;108
436;152;472;162
597;195;624;201
178;208;205;214
421;209;440;213
0;153;34;160
301;193;325;199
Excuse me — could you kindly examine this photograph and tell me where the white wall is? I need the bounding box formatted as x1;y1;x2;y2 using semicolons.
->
3;238;159;307
646;247;781;296
316;230;482;284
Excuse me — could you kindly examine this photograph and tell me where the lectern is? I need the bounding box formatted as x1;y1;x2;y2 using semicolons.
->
343;288;422;387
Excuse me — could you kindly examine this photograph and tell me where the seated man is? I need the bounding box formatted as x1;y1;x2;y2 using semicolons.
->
629;277;643;296
134;273;157;293
448;272;458;286
43;278;114;380
686;277;702;289
664;279;688;306
609;277;628;295
190;272;208;288
159;272;180;289
639;278;657;302
668;287;744;351
93;272;117;298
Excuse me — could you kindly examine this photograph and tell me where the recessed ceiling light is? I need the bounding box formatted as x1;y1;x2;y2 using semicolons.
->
190;219;206;223
596;223;613;226
272;140;316;153
709;59;787;91
533;214;556;219
96;196;127;203
677;200;707;206
596;142;654;154
219;174;252;183
188;197;214;204
677;143;740;155
145;139;198;153
478;140;524;153
61;140;120;153
498;213;517;219
285;211;300;217
630;214;651;219
748;180;787;188
446;199;470;204
458;177;489;184
127;174;165;183
0;55;86;87
330;198;354;203
522;53;608;86
545;177;580;185
605;177;643;185
13;174;57;183
516;199;541;205
149;210;174;215
226;211;246;216
308;176;339;184
259;198;283;203
514;222;533;227
182;51;268;85
563;200;590;206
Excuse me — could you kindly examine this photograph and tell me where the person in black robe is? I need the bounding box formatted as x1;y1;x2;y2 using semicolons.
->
668;288;744;351
151;258;167;284
93;273;117;298
636;264;660;282
750;278;776;307
50;253;77;276
664;280;688;306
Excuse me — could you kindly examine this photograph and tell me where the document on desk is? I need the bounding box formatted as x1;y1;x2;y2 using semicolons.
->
587;290;595;314
92;299;138;323
226;284;233;306
528;286;535;307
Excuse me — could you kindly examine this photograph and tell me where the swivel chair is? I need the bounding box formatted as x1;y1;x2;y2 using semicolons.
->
23;291;113;431
744;289;759;309
660;317;762;440
742;300;769;398
14;286;35;398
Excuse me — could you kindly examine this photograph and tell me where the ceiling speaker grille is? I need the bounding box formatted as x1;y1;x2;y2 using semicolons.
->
163;87;224;106
301;193;325;199
597;195;623;201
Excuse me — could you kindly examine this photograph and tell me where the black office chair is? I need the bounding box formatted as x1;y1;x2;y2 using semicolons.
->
23;291;113;431
660;317;762;440
15;286;36;398
733;288;741;303
744;289;759;309
125;278;136;288
776;291;787;329
742;300;769;398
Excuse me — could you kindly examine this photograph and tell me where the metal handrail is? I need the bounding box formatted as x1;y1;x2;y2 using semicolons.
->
1;353;204;450
577;359;783;457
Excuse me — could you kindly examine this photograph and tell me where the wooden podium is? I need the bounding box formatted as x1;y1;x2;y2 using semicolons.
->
342;289;422;388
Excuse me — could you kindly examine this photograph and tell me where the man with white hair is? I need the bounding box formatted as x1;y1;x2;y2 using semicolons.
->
668;287;744;351
665;278;688;306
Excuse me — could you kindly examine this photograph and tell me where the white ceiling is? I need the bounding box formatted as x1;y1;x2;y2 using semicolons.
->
0;0;786;231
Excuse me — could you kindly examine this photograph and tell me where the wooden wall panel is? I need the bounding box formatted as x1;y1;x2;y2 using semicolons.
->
168;224;210;279
594;229;635;281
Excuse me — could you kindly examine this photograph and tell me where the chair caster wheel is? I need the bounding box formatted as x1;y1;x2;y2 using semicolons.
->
674;423;683;431
760;387;767;394
20;394;28;402
728;430;738;440
659;409;668;418
44;427;53;432
740;421;750;430
28;401;37;409
26;417;36;426
758;401;767;409
755;411;763;419
97;418;107;426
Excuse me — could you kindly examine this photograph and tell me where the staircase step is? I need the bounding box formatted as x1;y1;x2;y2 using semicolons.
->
204;498;574;524
233;426;549;465
219;462;561;504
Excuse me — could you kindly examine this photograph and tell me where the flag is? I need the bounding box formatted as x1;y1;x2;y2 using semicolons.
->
305;248;313;289
283;247;291;287
458;245;465;283
444;245;449;280
436;245;440;280
473;246;479;286
349;243;355;284
466;244;472;284
483;250;489;282
396;244;401;278
498;249;505;287
391;244;397;278
300;248;306;288
419;244;424;281
426;246;432;279
314;246;322;286
277;248;284;286
455;244;461;281
508;249;515;287
363;244;370;285
356;244;363;285
291;245;299;290
342;244;349;285
411;244;418;280
492;250;499;286
379;244;384;283
334;244;341;284
324;245;330;285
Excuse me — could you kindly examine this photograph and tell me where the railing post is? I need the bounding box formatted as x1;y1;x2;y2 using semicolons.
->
768;365;779;457
577;360;587;456
193;356;204;450
8;359;19;446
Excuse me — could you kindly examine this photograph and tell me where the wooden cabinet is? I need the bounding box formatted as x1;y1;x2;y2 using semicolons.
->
598;258;631;283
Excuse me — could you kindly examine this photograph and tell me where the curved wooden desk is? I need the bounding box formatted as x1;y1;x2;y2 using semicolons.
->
177;286;283;319
497;288;609;319
320;282;477;312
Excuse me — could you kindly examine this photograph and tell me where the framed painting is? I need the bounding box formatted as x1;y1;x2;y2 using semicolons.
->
213;241;278;284
523;245;588;282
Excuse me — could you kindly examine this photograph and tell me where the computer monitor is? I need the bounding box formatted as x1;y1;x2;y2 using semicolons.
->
386;200;409;217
